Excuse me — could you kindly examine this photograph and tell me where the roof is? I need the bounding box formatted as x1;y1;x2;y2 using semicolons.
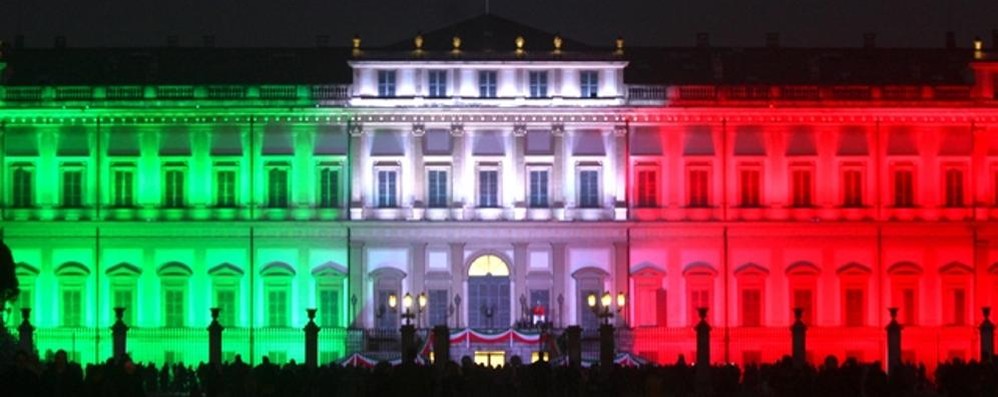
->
0;14;986;87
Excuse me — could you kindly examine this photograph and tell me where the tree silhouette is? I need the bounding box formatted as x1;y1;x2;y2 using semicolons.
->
0;240;19;305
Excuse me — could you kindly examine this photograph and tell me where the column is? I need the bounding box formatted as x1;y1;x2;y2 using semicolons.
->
552;130;565;209
551;243;567;328
613;241;628;326
451;129;466;210
449;242;466;328
513;129;526;212
410;131;425;210
612;128;627;214
348;241;365;328
512;242;528;322
411;243;427;326
349;127;366;219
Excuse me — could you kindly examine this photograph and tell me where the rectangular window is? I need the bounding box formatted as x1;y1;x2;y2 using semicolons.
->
578;170;600;208
112;168;134;207
479;71;497;98
164;169;185;208
62;289;82;327
580;71;599;98
478;170;499;207
12;289;32;326
741;289;762;326
112;289;134;325
267;289;289;327
945;168;965;207
215;289;236;327
428;70;447;97
215;170;236;207
61;169;83;208
893;168;915;208
791;168;813;207
267;167;289;208
377;70;396;97
688;169;709;208
428;289;449;327
528;71;548;98
318;167;340;208
318;288;340;328
637;169;658;207
655;289;668;327
844;288;864;327
528;169;549;208
689;289;709;325
843;169;863;207
377;170;398;208
427;170;449;208
739;168;760;207
164;289;185;327
11;166;34;207
952;288;967;326
529;289;551;325
376;290;398;329
900;287;917;325
792;288;814;325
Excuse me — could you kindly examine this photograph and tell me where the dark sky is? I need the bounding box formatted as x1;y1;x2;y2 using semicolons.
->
3;0;997;48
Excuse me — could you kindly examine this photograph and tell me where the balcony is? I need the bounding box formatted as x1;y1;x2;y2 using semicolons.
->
626;84;980;107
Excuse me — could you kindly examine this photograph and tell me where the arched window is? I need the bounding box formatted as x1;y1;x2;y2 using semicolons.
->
837;262;871;327
56;261;91;327
735;263;769;327
312;262;347;328
469;254;512;329
940;262;973;326
887;261;922;326
261;262;296;327
158;261;193;327
369;267;406;329
11;263;40;326
683;262;717;326
208;263;244;327
573;266;608;330
786;261;820;325
630;263;666;327
106;262;142;326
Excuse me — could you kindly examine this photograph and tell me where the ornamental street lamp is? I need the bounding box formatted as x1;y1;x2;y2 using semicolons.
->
587;291;627;326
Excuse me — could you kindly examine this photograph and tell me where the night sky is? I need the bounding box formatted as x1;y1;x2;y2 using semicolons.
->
3;0;998;48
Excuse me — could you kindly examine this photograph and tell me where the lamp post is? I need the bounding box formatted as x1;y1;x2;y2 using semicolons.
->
587;291;627;370
393;292;428;364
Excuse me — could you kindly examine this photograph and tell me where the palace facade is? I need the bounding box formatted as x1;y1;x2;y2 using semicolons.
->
3;15;998;368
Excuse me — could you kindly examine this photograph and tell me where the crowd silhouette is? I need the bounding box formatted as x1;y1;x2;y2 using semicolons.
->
3;348;998;397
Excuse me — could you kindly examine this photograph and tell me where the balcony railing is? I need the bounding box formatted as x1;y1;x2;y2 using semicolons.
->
0;84;351;103
628;84;978;105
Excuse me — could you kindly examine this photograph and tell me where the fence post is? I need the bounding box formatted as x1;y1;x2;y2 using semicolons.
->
886;307;902;374
981;307;994;362
566;325;582;368
432;325;450;369
208;308;224;365
791;307;807;367
304;308;320;368
111;307;128;361
17;308;34;355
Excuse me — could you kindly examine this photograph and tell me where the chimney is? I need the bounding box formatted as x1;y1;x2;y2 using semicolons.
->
167;35;179;48
203;35;215;48
945;31;956;49
14;35;24;49
696;32;709;48
863;33;876;49
766;32;780;49
54;36;67;49
315;35;330;48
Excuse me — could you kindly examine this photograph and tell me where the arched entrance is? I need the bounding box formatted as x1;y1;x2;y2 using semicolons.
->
467;254;511;329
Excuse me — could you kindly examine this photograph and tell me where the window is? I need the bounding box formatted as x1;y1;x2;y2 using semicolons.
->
739;168;760;207
741;289;762;326
528;169;549;208
377;169;398;208
163;168;185;208
318;166;340;208
164;289;185;327
215;169;236;207
112;289;134;325
318;288;340;328
11;166;34;207
267;167;289;208
689;289;710;325
528;71;548;98
950;288;967;326
427;169;449;208
377;70;396;97
61;168;83;208
637;169;659;207
215;289;236;327
267;289;289;327
899;287;917;325
893;168;915;208
580;71;599;98
842;169;863;207
791;168;813;207
792;288;814;325
62;289;82;327
11;288;32;326
578;170;600;208
944;168;965;207
844;288;864;326
428;289;449;327
478;169;499;208
112;167;134;207
479;71;497;98
688;168;709;208
428;70;447;97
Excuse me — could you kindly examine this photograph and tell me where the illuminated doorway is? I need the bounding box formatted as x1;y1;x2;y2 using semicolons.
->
474;351;506;367
467;254;511;329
